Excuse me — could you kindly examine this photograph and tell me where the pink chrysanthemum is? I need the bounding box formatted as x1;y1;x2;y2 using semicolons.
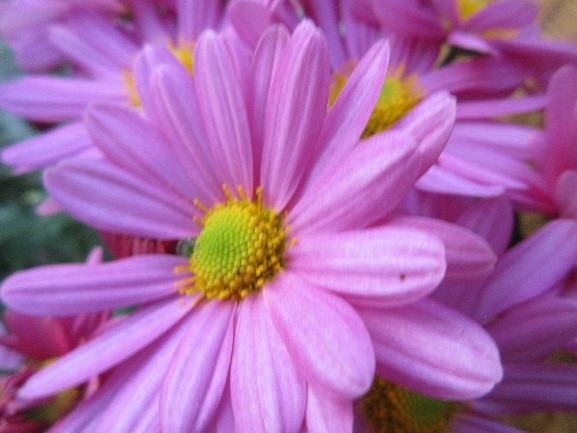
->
1;21;502;432
353;219;577;433
0;0;227;176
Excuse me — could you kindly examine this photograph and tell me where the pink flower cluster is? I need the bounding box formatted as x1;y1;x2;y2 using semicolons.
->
0;1;577;432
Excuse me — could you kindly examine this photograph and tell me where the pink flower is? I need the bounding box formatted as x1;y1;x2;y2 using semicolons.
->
0;21;503;432
353;219;577;433
229;0;549;199
0;0;225;175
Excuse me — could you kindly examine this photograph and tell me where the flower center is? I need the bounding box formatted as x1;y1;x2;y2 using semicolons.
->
456;0;492;21
360;377;456;433
329;64;423;138
180;186;289;301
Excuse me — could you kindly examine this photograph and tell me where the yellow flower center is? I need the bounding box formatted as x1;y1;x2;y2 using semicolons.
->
329;64;423;138
360;377;456;433
178;186;289;301
456;0;492;21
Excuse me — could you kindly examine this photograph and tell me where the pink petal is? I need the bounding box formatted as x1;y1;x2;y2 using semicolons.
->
0;76;124;122
150;65;223;203
473;219;577;324
194;30;253;192
556;170;577;218
546;66;577;179
488;296;577;362
1;121;92;174
18;297;191;400
267;272;375;398
310;39;390;181
260;20;329;209
474;363;577;414
359;299;503;400
457;95;547;120
97;316;194;433
392;91;456;176
464;0;537;31
231;295;305;433
305;387;353;433
370;0;444;39
452;413;524;433
389;216;496;283
288;226;445;303
161;301;235;433
249;25;290;185
290;131;420;234
86;103;199;202
1;254;183;315
416;163;505;197
45;157;195;239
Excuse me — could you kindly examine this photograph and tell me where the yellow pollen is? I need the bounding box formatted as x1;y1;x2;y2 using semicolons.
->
456;0;492;21
178;185;290;301
122;69;141;107
329;64;423;138
168;39;195;73
360;377;456;433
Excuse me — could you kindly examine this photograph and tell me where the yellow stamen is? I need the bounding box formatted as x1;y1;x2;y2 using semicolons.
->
457;0;492;21
168;39;195;74
177;185;292;301
122;69;141;107
329;64;424;138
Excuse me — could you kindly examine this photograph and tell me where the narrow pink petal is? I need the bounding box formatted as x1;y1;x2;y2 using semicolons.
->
96;316;193;433
161;301;235;433
177;0;220;40
267;272;375;398
488;296;577;362
260;20;329;209
452;413;524;433
150;65;223;203
389;216;496;283
45;157;195;239
228;0;275;48
231;295;305;433
17;296;191;400
454;195;514;256
464;0;537;31
370;0;444;38
86;103;199;202
392;91;456;176
249;25;290;185
290;132;420;234
416;162;505;197
421;57;525;96
457;95;547;120
474;363;577;414
50;361;132;433
447;30;497;54
288;226;445;303
305;387;353;433
359;299;503;400
0;77;124;121
546;66;577;179
310;39;390;181
194;30;253;191
473;219;577;324
1;121;92;174
1;254;183;315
